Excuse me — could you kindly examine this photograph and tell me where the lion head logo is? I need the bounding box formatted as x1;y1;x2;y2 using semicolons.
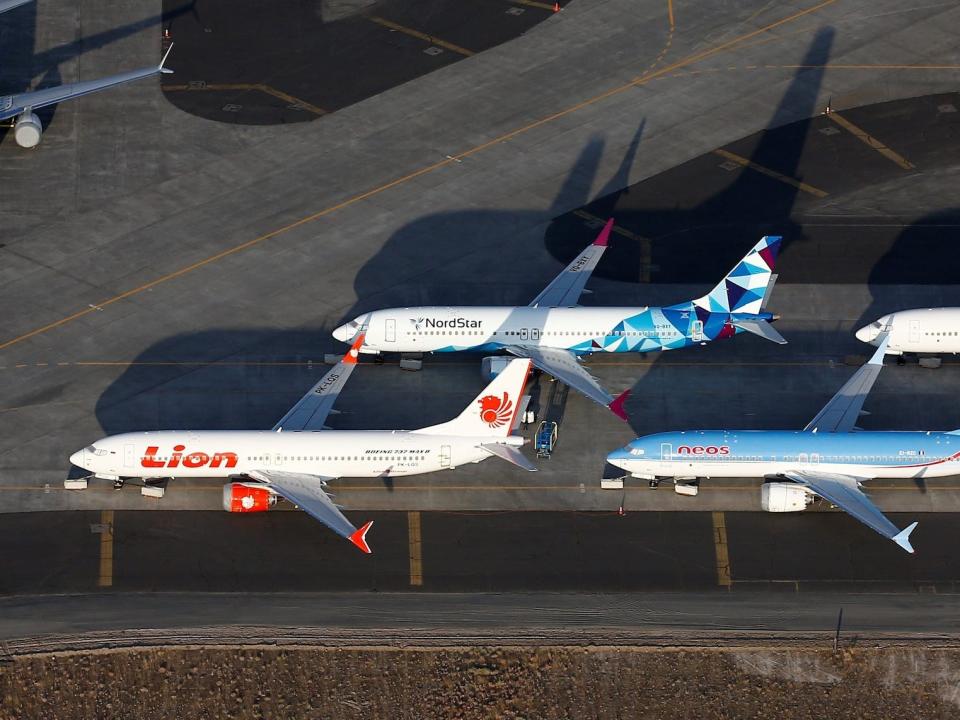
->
478;392;513;428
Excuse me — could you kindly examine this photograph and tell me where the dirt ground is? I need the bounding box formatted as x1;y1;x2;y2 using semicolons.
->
1;645;957;719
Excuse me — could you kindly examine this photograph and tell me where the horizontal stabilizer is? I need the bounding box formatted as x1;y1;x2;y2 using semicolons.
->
733;319;787;345
480;443;537;471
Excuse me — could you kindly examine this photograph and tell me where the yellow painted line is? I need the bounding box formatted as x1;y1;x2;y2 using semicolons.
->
408;511;423;586
163;83;326;116
506;0;557;11
368;16;475;57
667;0;674;28
98;509;114;588
0;0;837;354
827;112;915;171
712;511;732;588
712;148;828;198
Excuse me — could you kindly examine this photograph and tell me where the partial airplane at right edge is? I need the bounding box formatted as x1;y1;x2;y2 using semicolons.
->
607;333;929;553
334;221;786;419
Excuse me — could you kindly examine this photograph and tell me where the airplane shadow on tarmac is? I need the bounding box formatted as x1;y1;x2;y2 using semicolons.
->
94;26;960;482
0;1;194;146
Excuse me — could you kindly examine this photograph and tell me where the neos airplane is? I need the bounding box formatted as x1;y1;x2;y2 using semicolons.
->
857;308;960;357
70;334;536;553
334;221;786;419
607;334;924;552
1;1;174;148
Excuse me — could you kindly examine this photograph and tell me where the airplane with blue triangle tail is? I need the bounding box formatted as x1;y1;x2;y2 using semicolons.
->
333;220;786;420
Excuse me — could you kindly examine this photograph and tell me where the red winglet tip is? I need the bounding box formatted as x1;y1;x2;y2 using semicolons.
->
350;520;373;553
594;218;615;247
608;389;631;422
344;333;366;365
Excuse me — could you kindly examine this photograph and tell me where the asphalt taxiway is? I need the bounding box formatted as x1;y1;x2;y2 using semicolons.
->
3;0;960;626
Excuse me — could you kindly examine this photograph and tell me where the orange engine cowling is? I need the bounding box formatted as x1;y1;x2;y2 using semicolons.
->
222;483;277;513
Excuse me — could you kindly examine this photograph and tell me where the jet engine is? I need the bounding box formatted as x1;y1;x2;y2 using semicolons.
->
760;482;811;512
14;112;42;148
222;482;277;513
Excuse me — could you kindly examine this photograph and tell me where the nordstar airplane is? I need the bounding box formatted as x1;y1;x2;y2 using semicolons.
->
1;0;174;148
70;334;536;553
333;221;786;420
857;308;960;358
606;333;923;553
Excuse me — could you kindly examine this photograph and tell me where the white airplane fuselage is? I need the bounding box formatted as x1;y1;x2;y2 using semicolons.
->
71;430;519;480
340;305;762;355
857;307;960;355
608;430;960;482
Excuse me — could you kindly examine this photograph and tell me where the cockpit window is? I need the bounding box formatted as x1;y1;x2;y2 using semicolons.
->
86;445;108;456
871;321;883;329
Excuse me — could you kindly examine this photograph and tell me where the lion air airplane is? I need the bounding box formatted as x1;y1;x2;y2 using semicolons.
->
607;334;923;553
70;334;535;554
857;308;960;357
333;221;785;419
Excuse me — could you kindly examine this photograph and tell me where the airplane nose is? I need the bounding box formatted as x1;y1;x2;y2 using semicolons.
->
855;325;877;344
606;448;632;470
69;449;85;468
332;321;357;343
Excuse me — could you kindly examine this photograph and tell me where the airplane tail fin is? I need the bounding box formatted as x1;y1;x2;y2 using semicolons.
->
693;236;782;315
415;359;532;437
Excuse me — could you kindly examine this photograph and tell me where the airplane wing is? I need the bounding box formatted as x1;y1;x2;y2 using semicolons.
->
784;470;918;553
480;443;537;471
0;0;32;14
803;333;889;433
0;44;174;122
248;469;373;553
505;344;629;420
273;332;365;432
528;219;613;308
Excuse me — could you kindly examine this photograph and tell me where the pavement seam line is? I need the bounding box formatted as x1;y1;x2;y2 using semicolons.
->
0;0;838;353
827;111;916;170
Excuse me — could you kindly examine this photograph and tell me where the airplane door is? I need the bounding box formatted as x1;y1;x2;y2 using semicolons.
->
909;320;920;344
531;328;540;341
440;445;451;468
385;318;396;342
810;453;820;464
659;443;673;473
692;320;704;342
124;444;136;469
799;453;808;464
520;328;529;341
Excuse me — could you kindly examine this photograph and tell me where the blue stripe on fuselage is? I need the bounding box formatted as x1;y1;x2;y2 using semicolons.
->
612;430;959;467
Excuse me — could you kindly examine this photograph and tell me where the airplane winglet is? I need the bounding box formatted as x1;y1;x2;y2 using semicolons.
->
608;388;631;422
349;520;374;554
159;42;175;74
892;521;918;554
344;332;366;365
594;218;615;247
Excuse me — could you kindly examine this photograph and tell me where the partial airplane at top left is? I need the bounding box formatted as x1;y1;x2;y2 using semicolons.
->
1;0;173;148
